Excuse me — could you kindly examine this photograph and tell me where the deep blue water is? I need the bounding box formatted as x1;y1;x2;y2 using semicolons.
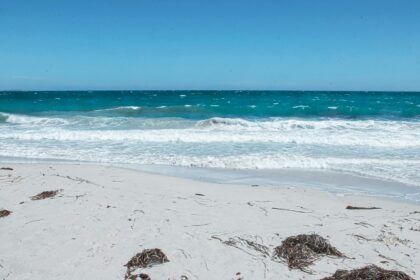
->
0;90;419;119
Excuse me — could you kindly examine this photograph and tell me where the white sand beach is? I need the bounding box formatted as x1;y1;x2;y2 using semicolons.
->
0;164;419;279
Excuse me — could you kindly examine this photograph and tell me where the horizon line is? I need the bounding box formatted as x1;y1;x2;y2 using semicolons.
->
1;89;420;93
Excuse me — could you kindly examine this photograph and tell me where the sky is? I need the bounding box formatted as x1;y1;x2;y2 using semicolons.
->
0;0;419;91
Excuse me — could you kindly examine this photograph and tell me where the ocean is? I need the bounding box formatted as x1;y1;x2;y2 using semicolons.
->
1;91;419;200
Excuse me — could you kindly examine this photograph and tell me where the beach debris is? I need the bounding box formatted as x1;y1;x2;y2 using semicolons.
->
211;235;270;258
0;209;12;218
141;274;152;280
139;273;151;280
31;190;61;200
125;273;151;280
346;205;381;210
272;207;311;214
273;234;343;270
320;264;414;280
377;231;410;247
351;231;410;247
126;248;169;268
124;248;169;280
0;167;13;171
52;174;103;187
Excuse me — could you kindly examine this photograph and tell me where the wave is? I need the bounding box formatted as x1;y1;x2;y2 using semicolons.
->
0;112;195;129
196;117;251;128
1;113;419;188
1;113;419;133
194;117;420;132
1;114;419;148
0;127;418;148
93;106;141;113
0;112;69;125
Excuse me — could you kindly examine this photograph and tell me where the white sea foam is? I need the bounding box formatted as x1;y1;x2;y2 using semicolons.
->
0;144;418;187
1;115;419;147
1;114;419;188
195;117;250;128
293;105;309;109
0;113;69;125
0;123;418;148
94;106;141;113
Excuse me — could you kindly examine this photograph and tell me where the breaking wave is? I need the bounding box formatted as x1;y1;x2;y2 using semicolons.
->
1;112;419;188
0;112;69;125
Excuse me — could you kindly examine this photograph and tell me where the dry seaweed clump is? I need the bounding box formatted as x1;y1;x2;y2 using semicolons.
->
0;167;13;171
321;265;414;280
31;190;60;200
0;209;12;218
124;248;169;280
126;273;151;280
273;234;343;270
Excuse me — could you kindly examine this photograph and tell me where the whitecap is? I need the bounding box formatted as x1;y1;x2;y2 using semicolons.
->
195;117;250;128
293;105;309;109
94;106;141;113
0;112;68;126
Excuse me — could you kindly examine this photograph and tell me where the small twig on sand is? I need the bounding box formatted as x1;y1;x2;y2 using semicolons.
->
211;235;270;258
184;223;210;227
247;202;268;216
272;207;311;214
351;234;373;242
378;254;409;269
63;193;88;200
53;174;103;188
130;218;136;230
24;219;43;225
346;205;381;210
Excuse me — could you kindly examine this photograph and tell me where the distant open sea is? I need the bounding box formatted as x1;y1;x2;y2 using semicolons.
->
1;91;419;195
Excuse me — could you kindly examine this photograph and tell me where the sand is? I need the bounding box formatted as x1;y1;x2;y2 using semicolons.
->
0;164;419;279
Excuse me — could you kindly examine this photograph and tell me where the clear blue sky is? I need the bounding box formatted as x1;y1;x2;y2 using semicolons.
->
1;0;419;91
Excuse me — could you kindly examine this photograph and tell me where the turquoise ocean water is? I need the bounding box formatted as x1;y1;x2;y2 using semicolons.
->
1;91;419;199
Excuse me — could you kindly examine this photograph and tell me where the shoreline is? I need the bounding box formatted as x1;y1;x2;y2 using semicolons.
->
1;163;419;279
1;157;419;204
